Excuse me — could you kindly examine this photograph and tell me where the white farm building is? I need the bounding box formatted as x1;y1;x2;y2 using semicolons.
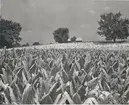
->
68;37;82;42
76;37;82;42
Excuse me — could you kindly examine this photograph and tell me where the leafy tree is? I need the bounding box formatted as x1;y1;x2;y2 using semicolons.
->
33;42;40;45
22;43;29;47
12;42;21;47
71;36;77;42
97;12;129;42
53;28;69;43
0;17;22;48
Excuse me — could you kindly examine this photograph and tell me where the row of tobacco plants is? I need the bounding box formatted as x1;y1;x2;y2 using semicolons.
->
0;47;129;104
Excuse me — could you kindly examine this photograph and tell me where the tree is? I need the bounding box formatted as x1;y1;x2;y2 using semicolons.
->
22;43;29;47
71;36;77;42
33;42;40;45
97;12;129;42
0;17;22;48
53;28;69;43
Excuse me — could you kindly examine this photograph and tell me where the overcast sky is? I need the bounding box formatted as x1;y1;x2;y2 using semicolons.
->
1;0;129;44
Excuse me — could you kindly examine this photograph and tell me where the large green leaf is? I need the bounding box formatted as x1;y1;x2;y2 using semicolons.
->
1;68;8;83
40;94;53;104
62;69;69;83
63;59;70;74
78;56;85;69
7;86;16;103
77;85;86;101
68;63;75;80
85;77;99;89
50;65;59;77
21;84;35;104
72;93;82;104
121;86;129;103
54;93;62;104
11;83;21;103
83;97;99;105
48;82;60;101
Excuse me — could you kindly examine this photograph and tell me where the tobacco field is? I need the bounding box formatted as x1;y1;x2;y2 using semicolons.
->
0;46;129;104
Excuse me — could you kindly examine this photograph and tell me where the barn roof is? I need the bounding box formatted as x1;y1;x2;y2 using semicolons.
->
76;37;82;41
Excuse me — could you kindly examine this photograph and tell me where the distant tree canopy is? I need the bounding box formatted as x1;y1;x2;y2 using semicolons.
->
33;42;40;45
53;28;69;43
97;12;129;42
71;36;77;42
22;43;29;47
0;17;22;48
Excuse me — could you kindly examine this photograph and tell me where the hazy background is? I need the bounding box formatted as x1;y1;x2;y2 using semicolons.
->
1;0;129;44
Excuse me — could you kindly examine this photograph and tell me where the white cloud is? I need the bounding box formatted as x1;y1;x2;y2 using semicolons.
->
89;10;96;14
104;6;111;11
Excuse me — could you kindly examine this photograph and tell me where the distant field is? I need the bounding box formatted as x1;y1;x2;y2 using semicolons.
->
4;42;129;51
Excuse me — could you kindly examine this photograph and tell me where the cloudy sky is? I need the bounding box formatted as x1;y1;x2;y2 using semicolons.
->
1;0;129;44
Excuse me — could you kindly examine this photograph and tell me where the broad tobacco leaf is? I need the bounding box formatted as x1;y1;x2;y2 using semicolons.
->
21;84;35;104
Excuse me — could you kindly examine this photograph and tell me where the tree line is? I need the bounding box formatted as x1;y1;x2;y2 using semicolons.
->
0;12;129;48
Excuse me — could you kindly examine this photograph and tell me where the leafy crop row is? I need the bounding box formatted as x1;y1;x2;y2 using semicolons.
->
0;47;129;104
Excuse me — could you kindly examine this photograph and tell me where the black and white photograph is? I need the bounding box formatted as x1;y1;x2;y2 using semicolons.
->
0;0;129;104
